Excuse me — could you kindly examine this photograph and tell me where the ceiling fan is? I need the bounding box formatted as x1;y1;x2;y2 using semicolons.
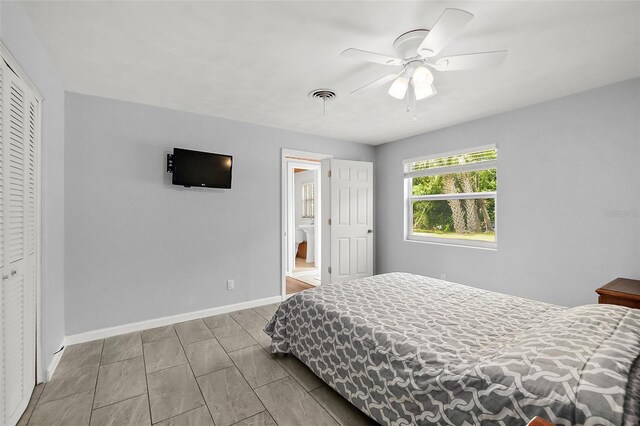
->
341;8;507;102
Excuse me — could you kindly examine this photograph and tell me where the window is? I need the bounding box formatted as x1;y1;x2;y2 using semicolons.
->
404;145;497;248
302;183;314;218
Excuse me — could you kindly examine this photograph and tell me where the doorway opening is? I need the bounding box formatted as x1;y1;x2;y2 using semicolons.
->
281;150;331;297
287;161;320;294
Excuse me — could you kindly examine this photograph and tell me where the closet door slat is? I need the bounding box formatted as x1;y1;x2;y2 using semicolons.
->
2;74;27;422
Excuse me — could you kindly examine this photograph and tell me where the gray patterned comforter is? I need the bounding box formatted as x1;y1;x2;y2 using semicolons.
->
265;272;640;426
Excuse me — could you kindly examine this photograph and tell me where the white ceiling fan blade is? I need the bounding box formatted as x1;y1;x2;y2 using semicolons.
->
418;9;473;58
341;48;402;66
350;72;400;94
434;50;508;71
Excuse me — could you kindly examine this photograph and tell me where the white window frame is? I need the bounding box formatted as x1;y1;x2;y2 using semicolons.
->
403;144;497;249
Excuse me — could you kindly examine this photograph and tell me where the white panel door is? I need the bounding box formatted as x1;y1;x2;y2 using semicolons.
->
0;54;39;426
329;160;373;283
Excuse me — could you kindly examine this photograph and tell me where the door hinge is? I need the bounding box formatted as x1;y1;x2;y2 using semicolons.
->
328;266;332;274
328;218;331;226
328;170;331;178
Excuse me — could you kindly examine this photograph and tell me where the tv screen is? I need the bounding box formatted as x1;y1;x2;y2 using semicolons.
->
171;148;232;189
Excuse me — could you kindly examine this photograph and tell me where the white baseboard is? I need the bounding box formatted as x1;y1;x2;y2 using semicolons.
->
64;295;283;346
47;342;66;381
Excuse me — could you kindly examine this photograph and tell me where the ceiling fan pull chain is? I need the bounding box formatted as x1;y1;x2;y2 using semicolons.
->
413;88;417;122
406;83;411;114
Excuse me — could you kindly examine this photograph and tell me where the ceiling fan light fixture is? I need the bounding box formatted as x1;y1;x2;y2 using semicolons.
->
388;76;409;99
412;65;434;86
413;80;436;100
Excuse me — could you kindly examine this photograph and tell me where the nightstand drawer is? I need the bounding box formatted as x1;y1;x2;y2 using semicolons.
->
598;293;640;309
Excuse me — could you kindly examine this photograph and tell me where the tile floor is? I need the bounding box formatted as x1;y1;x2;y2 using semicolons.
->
18;303;377;426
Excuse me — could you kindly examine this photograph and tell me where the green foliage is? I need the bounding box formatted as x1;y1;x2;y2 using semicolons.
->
412;175;452;232
411;163;497;238
413;199;454;233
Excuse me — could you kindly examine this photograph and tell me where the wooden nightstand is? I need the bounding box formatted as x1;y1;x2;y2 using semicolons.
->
596;278;640;309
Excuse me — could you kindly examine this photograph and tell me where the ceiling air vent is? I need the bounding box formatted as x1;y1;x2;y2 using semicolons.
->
309;89;336;115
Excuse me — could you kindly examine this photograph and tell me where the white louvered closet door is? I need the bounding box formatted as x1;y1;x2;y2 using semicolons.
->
0;54;39;426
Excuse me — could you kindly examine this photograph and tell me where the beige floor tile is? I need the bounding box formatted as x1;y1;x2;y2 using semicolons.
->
211;323;258;353
310;386;377;426
17;383;44;425
254;377;338;426
39;362;99;404
142;325;176;343
183;338;233;376
143;335;187;373
101;333;143;365
231;411;277;426
197;367;264;426
147;363;205;423
174;319;214;345
277;355;324;391
89;394;151;426
202;313;238;330
228;346;288;389
252;305;279;321
24;305;368;426
94;357;146;409
28;390;94;426
40;340;103;403
253;376;308;407
264;401;340;426
246;328;272;350
230;309;268;331
154;406;214;426
57;340;104;370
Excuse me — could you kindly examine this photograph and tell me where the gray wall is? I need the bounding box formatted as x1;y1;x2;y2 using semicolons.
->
65;93;374;334
1;1;66;372
375;79;640;307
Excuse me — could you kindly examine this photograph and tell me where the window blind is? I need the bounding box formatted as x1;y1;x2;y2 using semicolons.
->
404;146;497;178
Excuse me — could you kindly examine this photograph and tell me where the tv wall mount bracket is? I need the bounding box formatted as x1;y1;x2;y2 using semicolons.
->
167;154;174;173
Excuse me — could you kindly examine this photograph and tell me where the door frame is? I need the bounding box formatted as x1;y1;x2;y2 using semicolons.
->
0;42;44;386
280;149;331;299
285;161;320;278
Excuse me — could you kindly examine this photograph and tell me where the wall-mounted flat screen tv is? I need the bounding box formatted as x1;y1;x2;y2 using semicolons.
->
171;148;232;189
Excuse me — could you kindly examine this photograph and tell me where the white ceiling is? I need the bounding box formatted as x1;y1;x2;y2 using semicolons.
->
22;1;640;145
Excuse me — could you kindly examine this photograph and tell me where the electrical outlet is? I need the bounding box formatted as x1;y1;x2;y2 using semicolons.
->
440;274;446;281
227;280;235;290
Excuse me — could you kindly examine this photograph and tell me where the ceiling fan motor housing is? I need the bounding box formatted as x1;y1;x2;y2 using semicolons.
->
393;29;430;61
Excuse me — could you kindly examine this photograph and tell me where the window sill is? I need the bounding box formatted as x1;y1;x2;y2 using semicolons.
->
405;234;497;251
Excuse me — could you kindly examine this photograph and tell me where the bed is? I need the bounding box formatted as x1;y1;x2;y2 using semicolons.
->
265;272;640;426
